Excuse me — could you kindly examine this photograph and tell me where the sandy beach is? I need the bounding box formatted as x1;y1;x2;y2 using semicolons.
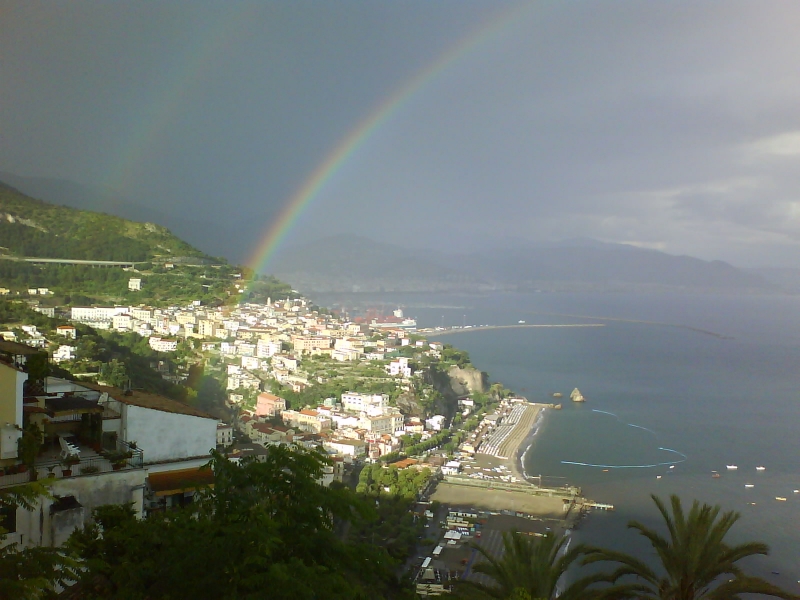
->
431;403;581;520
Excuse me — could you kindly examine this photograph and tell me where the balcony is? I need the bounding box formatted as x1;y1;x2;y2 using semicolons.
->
0;437;143;490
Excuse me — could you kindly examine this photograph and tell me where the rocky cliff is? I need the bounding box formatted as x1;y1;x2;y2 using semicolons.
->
446;366;488;396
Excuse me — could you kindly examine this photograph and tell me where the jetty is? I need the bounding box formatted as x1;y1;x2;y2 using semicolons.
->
583;501;615;511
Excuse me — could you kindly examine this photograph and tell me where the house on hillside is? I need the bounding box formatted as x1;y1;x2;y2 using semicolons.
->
1;369;218;548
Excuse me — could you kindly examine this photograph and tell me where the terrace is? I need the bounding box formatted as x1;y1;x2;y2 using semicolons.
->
1;391;142;489
0;435;143;489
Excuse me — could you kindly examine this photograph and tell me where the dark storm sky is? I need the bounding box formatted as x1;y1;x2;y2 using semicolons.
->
2;1;799;267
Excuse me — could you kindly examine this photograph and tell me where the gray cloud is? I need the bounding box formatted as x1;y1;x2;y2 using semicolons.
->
2;1;800;267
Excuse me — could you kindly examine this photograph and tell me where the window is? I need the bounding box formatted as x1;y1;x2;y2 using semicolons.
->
0;505;17;534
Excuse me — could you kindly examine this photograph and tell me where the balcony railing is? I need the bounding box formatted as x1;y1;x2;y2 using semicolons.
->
0;440;145;490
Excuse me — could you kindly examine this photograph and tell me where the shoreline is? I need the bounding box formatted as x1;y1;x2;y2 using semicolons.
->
432;402;580;520
513;405;547;483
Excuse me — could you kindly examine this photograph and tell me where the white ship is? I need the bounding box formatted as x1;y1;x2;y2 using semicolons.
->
756;466;766;471
726;465;738;470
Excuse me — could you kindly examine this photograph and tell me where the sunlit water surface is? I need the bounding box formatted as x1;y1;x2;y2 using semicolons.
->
316;292;800;589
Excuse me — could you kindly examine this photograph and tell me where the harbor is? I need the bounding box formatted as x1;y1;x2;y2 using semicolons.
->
431;400;613;523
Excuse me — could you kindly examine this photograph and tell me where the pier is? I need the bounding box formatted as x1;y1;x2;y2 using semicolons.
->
583;501;615;511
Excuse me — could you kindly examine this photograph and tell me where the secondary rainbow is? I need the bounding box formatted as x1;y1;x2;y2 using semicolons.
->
245;3;531;286
100;6;258;195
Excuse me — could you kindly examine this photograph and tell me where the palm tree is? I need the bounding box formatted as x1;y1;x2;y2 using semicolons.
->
456;530;601;600
582;494;799;600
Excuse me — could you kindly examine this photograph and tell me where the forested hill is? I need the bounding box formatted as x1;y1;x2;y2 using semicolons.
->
0;179;294;305
0;180;208;262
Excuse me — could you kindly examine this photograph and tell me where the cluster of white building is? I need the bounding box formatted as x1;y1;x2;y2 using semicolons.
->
242;389;435;463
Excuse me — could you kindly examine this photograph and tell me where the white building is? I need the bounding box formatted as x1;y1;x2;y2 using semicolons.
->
359;412;404;435
325;439;367;458
128;278;142;291
1;374;218;550
52;345;77;363
388;357;412;378
426;415;447;431
70;306;128;322
56;325;77;339
112;313;133;331
241;355;260;370
217;422;233;447
442;460;462;476
341;392;389;414
148;337;178;352
256;338;282;358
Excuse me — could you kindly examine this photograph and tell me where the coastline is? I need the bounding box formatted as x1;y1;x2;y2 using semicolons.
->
432;402;577;520
512;404;547;484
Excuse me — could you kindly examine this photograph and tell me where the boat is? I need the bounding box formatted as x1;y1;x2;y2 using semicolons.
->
745;484;754;488
775;497;787;502
518;320;526;324
656;475;662;479
570;388;585;403
756;466;766;471
669;465;675;469
726;465;738;470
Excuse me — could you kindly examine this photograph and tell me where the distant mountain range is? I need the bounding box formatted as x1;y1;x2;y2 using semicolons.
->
0;171;784;295
269;235;775;294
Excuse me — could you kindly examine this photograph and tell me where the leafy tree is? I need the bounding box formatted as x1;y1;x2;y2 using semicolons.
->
456;531;599;600
582;494;799;600
98;359;128;389
66;447;414;599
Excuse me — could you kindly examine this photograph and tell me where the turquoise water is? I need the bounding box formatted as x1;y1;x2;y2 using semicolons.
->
319;291;800;589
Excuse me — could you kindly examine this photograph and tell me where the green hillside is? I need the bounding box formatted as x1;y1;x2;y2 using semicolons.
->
0;179;293;305
0;180;207;261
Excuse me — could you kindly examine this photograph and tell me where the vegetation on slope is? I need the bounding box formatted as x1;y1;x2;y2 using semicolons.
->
0;180;205;261
65;447;415;599
0;182;296;303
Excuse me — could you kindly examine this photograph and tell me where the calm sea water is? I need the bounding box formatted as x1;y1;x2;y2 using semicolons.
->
317;291;800;588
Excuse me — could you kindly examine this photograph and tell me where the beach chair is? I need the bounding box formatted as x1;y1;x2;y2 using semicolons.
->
59;435;80;461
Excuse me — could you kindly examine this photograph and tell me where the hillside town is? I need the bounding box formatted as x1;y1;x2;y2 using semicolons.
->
4;289;553;595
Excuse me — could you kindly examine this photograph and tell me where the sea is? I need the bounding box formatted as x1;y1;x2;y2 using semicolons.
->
316;291;800;589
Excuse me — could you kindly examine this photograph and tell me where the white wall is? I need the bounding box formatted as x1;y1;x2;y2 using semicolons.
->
124;405;217;464
13;469;146;549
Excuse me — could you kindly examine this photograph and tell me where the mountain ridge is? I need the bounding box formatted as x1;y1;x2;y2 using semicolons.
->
271;235;774;294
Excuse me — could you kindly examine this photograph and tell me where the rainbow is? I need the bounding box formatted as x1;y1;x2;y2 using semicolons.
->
245;3;531;287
